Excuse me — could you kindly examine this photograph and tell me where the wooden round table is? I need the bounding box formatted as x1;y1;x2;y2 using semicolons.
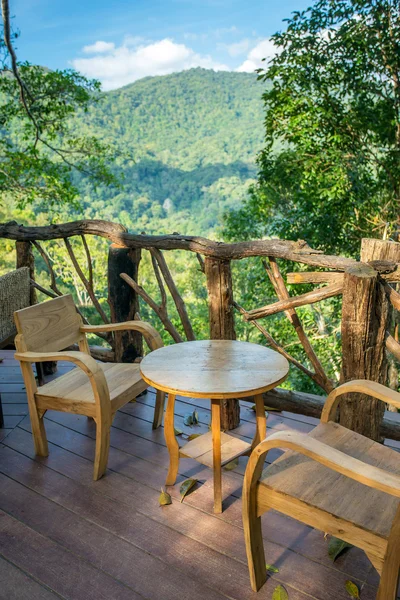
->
140;340;289;513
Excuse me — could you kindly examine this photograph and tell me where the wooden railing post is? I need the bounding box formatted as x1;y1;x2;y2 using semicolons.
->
108;244;142;362
361;238;400;408
204;256;239;430
340;263;390;441
16;241;36;305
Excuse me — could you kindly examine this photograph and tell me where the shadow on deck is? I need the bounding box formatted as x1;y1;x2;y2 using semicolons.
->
0;349;396;600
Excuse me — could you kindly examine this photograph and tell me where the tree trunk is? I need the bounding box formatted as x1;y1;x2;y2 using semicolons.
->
108;244;142;362
340;263;389;441
16;241;36;305
204;257;239;430
361;238;400;411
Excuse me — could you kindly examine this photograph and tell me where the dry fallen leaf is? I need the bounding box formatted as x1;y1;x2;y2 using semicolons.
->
345;580;360;598
159;488;172;506
272;584;288;599
250;404;280;412
180;478;198;502
224;458;239;471
187;433;202;441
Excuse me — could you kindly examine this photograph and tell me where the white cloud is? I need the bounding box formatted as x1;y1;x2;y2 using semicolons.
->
221;39;250;57
83;40;115;54
236;38;279;72
73;38;229;90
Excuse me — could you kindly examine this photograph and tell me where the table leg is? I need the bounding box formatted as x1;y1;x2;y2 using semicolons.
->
164;393;179;486
211;399;222;514
251;393;267;451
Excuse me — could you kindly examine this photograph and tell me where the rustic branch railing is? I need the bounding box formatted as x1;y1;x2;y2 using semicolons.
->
3;220;400;438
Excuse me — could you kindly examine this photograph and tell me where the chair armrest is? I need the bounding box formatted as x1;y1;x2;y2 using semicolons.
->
15;351;110;415
80;321;163;351
244;430;400;499
321;379;400;424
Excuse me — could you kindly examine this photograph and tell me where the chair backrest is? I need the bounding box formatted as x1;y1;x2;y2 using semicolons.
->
14;294;82;353
0;267;30;346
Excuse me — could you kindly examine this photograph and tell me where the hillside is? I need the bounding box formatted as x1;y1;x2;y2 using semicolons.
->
70;68;265;235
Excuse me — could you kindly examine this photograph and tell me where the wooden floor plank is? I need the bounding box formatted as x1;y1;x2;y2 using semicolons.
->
0;555;63;600
0;444;321;600
0;509;145;600
0;351;386;600
0;470;228;600
3;425;379;599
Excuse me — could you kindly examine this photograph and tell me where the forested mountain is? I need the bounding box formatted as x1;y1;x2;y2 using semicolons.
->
70;68;265;234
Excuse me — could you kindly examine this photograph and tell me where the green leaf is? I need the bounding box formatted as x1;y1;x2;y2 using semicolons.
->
180;478;198;502
159;488;172;506
272;584;288;600
183;413;194;426
174;428;183;436
345;581;360;598
266;564;279;574
192;409;199;425
328;537;353;562
224;458;239;471
187;433;202;441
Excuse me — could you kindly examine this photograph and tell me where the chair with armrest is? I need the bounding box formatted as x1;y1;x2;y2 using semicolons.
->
243;380;400;599
14;294;165;480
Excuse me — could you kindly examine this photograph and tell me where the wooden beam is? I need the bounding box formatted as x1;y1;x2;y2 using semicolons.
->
108;244;142;362
340;263;389;441
204;257;239;431
265;258;334;393
0;220;358;269
245;281;343;321
287;272;343;285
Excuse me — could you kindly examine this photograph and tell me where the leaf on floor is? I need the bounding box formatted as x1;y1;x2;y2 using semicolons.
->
187;433;202;441
328;537;353;562
266;564;279;574
159;488;172;506
180;478;198;502
250;404;280;412
192;409;199;424
0;358;3;363
183;413;194;426
174;428;183;436
272;584;288;599
224;458;239;471
345;580;360;598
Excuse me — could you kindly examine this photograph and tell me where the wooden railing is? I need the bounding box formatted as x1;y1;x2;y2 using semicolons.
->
2;219;400;439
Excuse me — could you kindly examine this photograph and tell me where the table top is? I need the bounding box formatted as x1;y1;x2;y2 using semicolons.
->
140;340;289;399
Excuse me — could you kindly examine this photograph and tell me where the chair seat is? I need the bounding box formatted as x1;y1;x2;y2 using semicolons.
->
35;362;148;415
259;421;400;539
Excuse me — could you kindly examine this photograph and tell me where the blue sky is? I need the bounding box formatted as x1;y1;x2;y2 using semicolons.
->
11;0;312;90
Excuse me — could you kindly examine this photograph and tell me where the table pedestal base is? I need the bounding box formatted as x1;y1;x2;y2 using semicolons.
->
164;393;267;513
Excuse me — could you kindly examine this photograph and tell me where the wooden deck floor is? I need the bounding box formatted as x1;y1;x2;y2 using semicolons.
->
0;349;398;600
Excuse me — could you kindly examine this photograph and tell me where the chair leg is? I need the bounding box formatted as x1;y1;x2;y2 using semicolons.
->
243;500;268;592
377;563;399;600
93;415;111;480
29;407;49;457
153;389;166;429
377;511;400;600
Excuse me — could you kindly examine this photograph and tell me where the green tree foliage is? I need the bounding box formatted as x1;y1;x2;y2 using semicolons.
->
225;0;400;255
0;0;118;207
70;69;264;234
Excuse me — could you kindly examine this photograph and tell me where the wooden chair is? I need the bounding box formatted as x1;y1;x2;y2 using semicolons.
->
13;294;166;480
243;380;400;599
